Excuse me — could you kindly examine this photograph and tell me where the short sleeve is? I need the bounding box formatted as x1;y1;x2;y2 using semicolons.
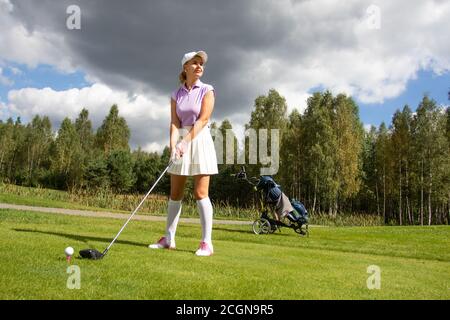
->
205;84;215;97
170;89;178;101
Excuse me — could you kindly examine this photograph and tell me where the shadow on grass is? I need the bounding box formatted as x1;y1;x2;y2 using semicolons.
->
13;228;147;247
213;226;291;237
12;228;195;254
176;220;295;237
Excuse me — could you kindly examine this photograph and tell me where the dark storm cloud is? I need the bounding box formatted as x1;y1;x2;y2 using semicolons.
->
9;0;306;121
6;0;450;140
12;0;407;151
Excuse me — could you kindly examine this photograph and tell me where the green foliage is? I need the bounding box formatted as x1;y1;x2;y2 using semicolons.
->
22;115;53;187
107;150;136;194
96;104;130;155
446;107;450;144
75;108;95;154
0;93;448;225
248;88;288;131
50;117;83;189
245;89;288;179
84;154;110;191
0;118;15;179
333;94;364;201
358;125;378;214
210;120;253;206
132;149;162;193
279;109;302;200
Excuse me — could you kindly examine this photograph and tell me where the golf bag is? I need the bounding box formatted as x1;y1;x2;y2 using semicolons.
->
289;199;309;225
256;176;282;204
257;175;308;225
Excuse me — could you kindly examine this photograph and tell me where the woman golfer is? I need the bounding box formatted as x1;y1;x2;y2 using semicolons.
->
149;50;218;256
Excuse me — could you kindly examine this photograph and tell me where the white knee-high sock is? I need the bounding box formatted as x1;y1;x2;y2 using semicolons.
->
165;199;182;242
197;197;213;246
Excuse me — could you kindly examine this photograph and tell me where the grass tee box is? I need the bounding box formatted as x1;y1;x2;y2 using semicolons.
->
0;209;449;300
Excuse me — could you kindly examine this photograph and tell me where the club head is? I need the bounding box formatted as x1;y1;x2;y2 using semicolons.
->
79;249;104;260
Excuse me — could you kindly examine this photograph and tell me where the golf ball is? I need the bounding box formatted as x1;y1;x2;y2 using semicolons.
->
65;246;74;256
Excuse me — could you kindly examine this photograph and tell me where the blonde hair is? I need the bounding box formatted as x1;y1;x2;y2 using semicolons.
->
178;70;186;84
178;54;204;84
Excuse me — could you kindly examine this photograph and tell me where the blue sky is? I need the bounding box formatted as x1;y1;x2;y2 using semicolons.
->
1;0;449;152
0;63;89;102
357;70;450;128
1;64;449;128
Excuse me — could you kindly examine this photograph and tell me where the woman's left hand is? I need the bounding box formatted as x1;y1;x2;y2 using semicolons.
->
175;140;189;158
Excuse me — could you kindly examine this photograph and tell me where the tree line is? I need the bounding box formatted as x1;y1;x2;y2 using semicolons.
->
0;105;169;194
0;90;449;225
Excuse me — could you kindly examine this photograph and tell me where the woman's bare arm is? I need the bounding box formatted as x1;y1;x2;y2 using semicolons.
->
170;98;181;153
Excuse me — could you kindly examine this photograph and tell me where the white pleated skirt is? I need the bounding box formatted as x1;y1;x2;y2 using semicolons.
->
168;124;219;176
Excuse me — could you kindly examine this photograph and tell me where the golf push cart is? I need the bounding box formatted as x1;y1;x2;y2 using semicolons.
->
233;166;309;236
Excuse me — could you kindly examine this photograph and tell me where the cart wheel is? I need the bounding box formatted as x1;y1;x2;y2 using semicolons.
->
252;218;271;235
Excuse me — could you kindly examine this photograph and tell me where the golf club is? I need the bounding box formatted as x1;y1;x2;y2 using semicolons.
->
79;161;173;260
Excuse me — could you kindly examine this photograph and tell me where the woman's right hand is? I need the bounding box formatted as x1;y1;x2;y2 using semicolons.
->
170;140;187;163
170;148;179;163
170;148;176;162
175;140;188;158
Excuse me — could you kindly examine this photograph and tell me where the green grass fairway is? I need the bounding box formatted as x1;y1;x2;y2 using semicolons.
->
0;209;449;300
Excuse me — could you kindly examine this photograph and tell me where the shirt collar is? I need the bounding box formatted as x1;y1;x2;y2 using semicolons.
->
182;79;202;92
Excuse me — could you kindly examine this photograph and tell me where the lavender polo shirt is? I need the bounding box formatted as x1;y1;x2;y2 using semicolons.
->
171;80;215;127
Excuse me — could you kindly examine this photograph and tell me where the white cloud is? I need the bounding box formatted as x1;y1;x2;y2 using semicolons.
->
364;123;374;132
142;142;165;154
5;83;171;152
279;88;311;116
0;0;74;72
0;100;8;119
222;112;248;150
0;0;13;12
230;0;450;105
1;0;450;141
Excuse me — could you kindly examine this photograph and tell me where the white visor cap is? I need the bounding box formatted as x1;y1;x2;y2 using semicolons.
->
181;51;208;67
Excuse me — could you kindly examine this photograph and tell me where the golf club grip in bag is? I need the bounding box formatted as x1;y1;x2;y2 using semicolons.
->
98;161;173;258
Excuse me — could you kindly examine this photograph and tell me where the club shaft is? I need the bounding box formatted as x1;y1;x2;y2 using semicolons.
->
102;162;172;256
